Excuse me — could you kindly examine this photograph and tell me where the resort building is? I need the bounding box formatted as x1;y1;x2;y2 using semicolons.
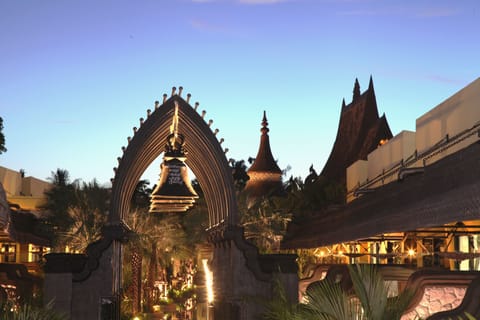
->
282;77;480;318
0;166;51;274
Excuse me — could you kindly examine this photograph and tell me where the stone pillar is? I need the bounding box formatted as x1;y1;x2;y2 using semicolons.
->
44;253;87;318
44;273;73;318
210;226;298;320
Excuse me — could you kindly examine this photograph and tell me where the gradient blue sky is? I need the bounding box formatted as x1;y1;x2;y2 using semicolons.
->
1;0;479;186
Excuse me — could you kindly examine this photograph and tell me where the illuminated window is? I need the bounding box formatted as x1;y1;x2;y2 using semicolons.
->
0;243;17;263
28;245;50;262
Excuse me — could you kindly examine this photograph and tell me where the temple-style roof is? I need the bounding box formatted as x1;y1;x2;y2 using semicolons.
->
321;77;393;185
244;111;283;199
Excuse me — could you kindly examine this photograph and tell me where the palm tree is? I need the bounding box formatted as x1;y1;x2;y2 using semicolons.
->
298;264;414;320
62;180;109;252
123;208;153;315
42;169;77;251
42;172;109;252
123;210;192;315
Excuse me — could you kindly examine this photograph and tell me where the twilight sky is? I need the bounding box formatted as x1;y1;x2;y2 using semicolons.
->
1;0;479;186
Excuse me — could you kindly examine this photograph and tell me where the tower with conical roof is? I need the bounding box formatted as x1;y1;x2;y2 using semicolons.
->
244;111;283;203
320;76;393;186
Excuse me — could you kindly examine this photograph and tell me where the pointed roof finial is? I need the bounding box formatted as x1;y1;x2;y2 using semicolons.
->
244;111;283;202
248;110;281;174
353;78;361;101
341;98;346;112
261;110;269;135
368;75;374;90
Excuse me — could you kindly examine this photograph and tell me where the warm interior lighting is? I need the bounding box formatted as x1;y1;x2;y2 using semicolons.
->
379;138;388;146
202;259;214;304
408;249;415;257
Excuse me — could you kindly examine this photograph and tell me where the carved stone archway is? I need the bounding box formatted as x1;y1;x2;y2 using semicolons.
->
44;89;298;320
109;93;238;228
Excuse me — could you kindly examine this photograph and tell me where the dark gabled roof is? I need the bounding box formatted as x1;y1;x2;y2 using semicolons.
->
6;210;51;247
282;141;480;249
320;77;393;186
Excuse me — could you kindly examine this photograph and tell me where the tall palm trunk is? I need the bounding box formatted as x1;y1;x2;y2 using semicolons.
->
131;250;142;315
145;241;158;311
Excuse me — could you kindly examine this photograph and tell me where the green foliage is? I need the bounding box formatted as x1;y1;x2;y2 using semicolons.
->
230;159;250;192
167;287;195;310
0;301;67;320
131;179;152;210
64;179;109;251
42;169;77;248
348;264;413;320
42;169;109;252
292;265;415;320
299;277;358;320
285;174;345;219
257;277;299;320
181;195;209;246
240;196;292;253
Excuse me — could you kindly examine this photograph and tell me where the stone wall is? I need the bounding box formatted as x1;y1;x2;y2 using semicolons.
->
402;286;466;320
211;228;298;320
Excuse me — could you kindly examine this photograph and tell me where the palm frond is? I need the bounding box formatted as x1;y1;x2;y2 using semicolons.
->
348;264;388;320
300;278;358;320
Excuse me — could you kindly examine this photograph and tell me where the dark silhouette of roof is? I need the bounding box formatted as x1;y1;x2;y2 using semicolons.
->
244;111;283;199
5;209;51;247
321;76;393;186
282;141;480;249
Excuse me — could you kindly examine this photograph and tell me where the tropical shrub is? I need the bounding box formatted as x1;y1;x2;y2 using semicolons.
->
0;301;67;320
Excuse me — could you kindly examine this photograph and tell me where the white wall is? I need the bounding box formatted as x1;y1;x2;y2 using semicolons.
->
347;77;480;196
416;77;480;156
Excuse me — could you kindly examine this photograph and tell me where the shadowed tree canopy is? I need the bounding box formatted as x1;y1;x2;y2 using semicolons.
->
230;158;250;192
131;179;152;210
0;117;6;155
42;169;109;251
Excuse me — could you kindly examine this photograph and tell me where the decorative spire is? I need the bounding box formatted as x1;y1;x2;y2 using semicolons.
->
247;111;282;174
353;78;361;101
366;75;377;106
341;98;346;112
165;101;185;160
261;110;269;135
244;111;284;203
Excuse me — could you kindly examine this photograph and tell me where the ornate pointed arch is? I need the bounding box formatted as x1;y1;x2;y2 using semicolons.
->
109;92;238;228
44;89;298;320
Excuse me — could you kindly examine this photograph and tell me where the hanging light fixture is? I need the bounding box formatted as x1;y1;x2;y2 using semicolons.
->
149;102;198;214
